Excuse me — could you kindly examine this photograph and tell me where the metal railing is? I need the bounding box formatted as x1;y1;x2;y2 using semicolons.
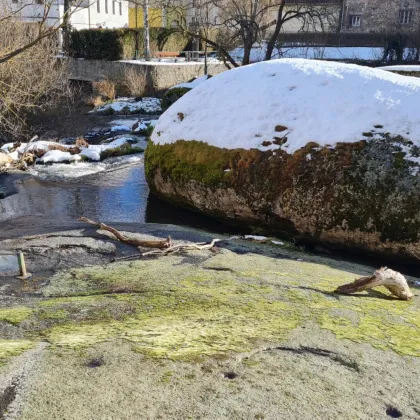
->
134;50;210;62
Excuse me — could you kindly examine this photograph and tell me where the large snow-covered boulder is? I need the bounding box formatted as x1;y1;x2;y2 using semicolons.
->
145;59;420;259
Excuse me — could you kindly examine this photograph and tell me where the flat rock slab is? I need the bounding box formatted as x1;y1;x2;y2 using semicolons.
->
0;236;116;255
0;224;419;419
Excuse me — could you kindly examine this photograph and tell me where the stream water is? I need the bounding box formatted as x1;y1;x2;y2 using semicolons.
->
0;154;238;235
0;113;239;235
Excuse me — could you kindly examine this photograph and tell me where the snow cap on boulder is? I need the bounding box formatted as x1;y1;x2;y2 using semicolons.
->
152;58;420;154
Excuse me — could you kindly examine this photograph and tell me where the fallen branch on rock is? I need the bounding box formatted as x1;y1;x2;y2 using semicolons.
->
335;267;414;300
142;238;221;256
113;239;222;261
78;217;172;249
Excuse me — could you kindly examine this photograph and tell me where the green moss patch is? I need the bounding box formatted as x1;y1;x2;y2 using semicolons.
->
161;87;191;110
145;136;420;254
33;251;420;359
0;340;35;364
1;249;419;363
145;140;264;189
100;143;143;160
0;307;33;325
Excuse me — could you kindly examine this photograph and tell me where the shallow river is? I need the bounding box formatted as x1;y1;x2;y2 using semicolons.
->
0;155;237;234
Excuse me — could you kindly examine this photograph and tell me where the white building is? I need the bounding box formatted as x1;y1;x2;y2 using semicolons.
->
7;0;129;29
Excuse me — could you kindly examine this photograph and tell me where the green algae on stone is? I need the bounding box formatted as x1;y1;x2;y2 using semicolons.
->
0;307;33;325
0;339;35;363
7;250;420;360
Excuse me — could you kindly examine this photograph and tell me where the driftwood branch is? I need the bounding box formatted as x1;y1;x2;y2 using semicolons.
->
78;217;172;249
142;238;221;257
113;238;223;262
335;267;414;301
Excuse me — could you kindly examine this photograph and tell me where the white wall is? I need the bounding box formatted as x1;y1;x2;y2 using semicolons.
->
71;0;129;29
6;0;129;29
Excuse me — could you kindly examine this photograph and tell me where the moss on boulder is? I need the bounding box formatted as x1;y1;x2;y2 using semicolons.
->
145;135;420;260
161;87;192;111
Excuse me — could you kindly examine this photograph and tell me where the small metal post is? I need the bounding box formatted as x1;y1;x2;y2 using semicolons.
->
17;251;31;280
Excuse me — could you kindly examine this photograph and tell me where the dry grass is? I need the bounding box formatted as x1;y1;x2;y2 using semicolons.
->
92;78;116;101
0;22;69;140
86;95;105;108
123;68;148;97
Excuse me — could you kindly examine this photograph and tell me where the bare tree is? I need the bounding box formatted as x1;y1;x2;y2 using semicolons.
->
0;0;76;139
264;0;339;61
0;0;91;63
162;0;339;66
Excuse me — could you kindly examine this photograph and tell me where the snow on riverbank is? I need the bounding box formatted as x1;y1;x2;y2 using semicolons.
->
1;134;146;166
152;59;420;154
91;97;162;115
31;154;144;180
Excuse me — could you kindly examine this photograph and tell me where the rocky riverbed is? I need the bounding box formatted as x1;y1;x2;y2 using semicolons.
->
0;221;419;419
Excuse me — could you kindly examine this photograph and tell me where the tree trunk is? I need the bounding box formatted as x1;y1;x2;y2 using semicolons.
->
265;0;285;61
242;42;251;65
143;0;150;60
204;40;208;75
62;0;71;55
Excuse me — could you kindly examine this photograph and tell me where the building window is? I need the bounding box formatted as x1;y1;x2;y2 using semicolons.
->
97;0;100;13
350;15;361;27
119;1;122;15
399;9;413;24
112;0;115;14
105;0;108;13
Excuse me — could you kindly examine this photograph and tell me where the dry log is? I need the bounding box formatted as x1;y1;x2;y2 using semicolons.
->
335;267;414;300
78;217;172;249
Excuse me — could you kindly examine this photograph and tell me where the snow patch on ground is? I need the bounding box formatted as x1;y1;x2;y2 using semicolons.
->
2;135;144;165
152;59;420;155
230;45;414;63
133;119;157;133
37;150;82;164
111;124;131;132
379;65;420;72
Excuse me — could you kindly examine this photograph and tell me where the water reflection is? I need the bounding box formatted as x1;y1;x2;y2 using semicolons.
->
0;160;242;235
0;165;149;223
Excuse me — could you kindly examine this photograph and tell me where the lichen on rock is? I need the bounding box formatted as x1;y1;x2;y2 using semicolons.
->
1;248;417;364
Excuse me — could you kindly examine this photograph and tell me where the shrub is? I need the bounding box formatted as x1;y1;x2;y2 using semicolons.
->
123;68;148;97
161;87;191;110
86;95;105;108
0;23;68;140
92;78;116;101
69;29;123;61
69;28;190;61
145;124;154;139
